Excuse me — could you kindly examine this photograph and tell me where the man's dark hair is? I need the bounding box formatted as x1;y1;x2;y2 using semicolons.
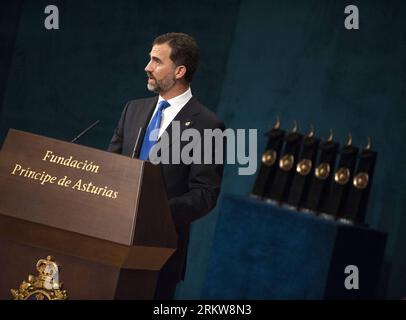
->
153;32;199;83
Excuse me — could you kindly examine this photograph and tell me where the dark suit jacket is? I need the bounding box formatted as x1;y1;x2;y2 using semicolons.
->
108;95;224;281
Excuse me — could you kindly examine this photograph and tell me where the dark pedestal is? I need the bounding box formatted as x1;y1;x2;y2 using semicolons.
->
202;194;386;299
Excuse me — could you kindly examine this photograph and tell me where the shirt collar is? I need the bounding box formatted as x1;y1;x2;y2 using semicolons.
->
158;87;192;109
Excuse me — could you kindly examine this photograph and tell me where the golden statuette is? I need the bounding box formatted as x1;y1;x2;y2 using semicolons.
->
365;136;372;151
315;163;330;180
306;124;315;138
11;256;67;300
327;129;334;142
279;154;294;171
290;120;298;133
334;168;350;185
346;133;353;146
273;117;281;130
262;149;277;167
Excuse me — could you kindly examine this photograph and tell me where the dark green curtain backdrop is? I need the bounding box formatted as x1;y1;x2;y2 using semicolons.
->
0;0;239;146
0;0;405;299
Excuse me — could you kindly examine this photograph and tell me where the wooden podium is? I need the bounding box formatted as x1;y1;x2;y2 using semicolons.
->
0;129;177;299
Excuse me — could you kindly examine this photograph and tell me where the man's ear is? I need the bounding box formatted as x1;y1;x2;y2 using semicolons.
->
175;65;187;80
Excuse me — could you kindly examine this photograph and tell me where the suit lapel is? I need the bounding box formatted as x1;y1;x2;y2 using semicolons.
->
130;97;157;158
139;97;158;129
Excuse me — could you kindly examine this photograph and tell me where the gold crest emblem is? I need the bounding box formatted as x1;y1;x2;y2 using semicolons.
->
279;154;294;171
334;167;350;185
11;256;67;300
353;172;369;189
315;163;330;180
261;149;277;167
296;159;312;176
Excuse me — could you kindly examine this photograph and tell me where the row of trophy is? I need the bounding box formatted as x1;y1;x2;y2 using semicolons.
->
250;119;377;225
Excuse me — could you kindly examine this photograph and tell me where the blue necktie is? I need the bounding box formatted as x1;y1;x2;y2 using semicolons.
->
139;100;170;160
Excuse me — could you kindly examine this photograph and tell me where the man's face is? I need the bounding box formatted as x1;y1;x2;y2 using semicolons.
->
145;43;177;93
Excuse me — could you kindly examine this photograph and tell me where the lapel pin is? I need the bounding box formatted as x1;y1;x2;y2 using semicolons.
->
185;121;191;127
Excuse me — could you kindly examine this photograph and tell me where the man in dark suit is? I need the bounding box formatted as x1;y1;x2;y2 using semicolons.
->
108;33;224;299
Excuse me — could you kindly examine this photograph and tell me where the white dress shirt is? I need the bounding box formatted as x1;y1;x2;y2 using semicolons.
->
149;87;193;138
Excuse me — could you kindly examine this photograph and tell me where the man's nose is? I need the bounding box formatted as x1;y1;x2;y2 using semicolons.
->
145;61;153;72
